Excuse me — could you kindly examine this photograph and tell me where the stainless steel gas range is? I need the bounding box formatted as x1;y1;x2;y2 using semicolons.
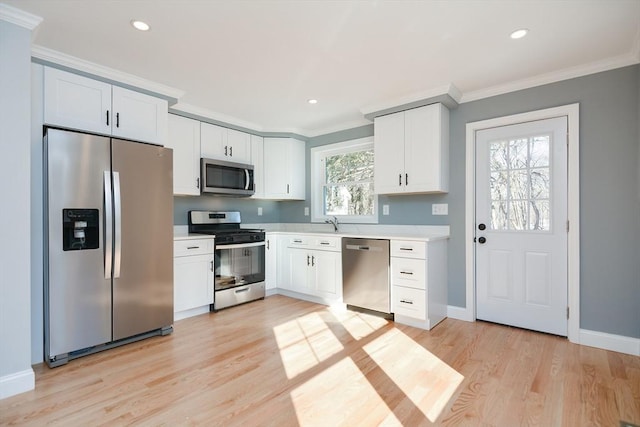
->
188;211;265;311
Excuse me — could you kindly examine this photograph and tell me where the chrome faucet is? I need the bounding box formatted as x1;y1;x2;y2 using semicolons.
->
325;216;339;232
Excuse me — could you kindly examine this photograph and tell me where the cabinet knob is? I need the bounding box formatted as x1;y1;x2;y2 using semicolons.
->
478;236;487;244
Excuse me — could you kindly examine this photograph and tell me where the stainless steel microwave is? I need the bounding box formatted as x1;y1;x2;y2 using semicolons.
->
201;158;255;196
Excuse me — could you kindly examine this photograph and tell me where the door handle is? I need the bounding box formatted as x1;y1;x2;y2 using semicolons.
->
405;173;408;186
106;110;109;126
229;146;233;157
116;112;120;128
400;271;414;275
104;171;113;279
400;299;414;305
234;287;249;294
112;171;122;278
399;173;402;186
224;146;228;156
478;236;487;244
311;255;315;267
210;261;214;272
307;255;310;266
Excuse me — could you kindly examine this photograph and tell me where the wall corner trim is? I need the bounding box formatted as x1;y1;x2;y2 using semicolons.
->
578;329;640;356
0;4;42;30
0;368;35;400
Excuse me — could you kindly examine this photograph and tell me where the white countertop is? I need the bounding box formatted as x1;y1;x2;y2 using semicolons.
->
173;224;449;242
173;229;215;241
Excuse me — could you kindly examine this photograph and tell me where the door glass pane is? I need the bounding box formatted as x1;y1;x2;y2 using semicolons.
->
529;200;550;231
488;134;551;231
530;168;550;199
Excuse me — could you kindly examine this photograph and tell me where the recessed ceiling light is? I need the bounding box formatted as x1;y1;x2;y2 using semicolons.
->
308;99;318;104
131;20;150;31
510;28;528;39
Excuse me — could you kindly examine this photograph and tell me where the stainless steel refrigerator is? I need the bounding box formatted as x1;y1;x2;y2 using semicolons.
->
44;127;174;367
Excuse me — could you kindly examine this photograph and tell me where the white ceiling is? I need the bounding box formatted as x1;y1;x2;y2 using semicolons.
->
4;0;640;136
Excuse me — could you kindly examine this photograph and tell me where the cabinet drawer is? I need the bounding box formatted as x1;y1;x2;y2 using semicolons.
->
174;239;214;257
392;258;425;289
393;286;426;320
391;240;426;259
288;235;310;247
313;236;341;251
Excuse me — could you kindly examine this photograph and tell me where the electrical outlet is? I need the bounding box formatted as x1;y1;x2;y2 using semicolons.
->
258;207;263;216
304;207;310;216
382;205;390;215
432;203;448;215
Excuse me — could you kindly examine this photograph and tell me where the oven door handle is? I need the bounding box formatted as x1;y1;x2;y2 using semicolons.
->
216;241;265;250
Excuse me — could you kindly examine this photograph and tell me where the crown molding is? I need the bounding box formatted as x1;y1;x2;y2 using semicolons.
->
360;83;461;116
460;51;640;104
31;45;184;101
302;118;373;138
0;3;42;30
171;102;265;134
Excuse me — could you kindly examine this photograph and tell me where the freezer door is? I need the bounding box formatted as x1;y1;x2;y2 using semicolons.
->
111;139;174;340
45;128;112;357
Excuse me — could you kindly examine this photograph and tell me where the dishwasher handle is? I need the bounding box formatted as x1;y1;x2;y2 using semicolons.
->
345;244;383;252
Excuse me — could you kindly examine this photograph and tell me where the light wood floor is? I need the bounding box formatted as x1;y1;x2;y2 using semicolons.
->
2;295;639;426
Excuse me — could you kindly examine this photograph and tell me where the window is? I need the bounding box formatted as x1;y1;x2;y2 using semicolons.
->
489;134;551;231
311;137;377;223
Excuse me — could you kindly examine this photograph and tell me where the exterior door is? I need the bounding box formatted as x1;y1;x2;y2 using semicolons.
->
475;117;568;335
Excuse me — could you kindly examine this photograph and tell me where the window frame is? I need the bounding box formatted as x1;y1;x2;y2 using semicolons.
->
310;137;378;224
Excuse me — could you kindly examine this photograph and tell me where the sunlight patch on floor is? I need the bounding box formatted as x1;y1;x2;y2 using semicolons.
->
273;312;345;379
363;328;465;423
289;357;401;426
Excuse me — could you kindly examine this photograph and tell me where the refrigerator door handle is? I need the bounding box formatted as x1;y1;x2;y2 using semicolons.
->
104;171;113;279
113;171;122;279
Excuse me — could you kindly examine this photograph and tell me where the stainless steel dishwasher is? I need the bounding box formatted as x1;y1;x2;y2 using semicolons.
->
342;238;391;315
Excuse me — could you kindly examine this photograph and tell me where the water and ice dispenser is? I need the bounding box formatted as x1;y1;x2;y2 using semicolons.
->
62;209;99;251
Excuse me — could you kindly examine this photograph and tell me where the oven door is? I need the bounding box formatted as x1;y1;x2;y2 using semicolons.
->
214;241;265;291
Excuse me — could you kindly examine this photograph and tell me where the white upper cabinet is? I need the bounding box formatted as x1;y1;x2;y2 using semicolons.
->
44;67;168;145
263;137;305;200
44;67;111;136
374;103;449;194
111;86;168;145
200;122;251;164
167;114;201;195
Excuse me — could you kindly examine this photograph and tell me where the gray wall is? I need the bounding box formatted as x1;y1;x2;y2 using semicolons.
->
174;196;281;225
450;65;639;338
278;65;640;339
0;20;34;394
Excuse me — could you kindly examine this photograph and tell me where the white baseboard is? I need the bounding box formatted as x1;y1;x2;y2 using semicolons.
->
0;368;35;400
578;329;640;356
174;305;210;321
447;305;474;322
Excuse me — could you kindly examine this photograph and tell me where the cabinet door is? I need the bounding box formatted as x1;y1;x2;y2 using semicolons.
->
404;104;447;193
167;114;201;195
226;129;251;163
251;135;264;198
111;86;168;145
312;250;341;298
44;67;112;135
174;254;214;312
200;122;228;160
289;248;311;293
374;112;405;194
287;139;306;200
265;234;278;290
263;138;306;200
263;138;292;198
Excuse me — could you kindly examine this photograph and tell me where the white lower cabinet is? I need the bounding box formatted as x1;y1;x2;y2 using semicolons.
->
391;239;448;330
265;233;279;293
173;238;215;320
279;234;342;304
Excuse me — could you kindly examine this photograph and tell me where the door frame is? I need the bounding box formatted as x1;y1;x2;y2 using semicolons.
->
464;103;580;343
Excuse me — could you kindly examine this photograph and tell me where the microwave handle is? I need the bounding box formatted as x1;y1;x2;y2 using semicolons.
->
245;169;250;190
